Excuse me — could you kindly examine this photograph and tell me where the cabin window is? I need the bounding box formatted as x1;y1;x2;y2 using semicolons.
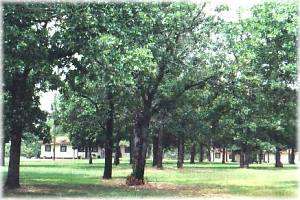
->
45;145;51;152
60;145;67;152
215;153;221;159
229;154;232;159
92;147;98;152
125;147;130;153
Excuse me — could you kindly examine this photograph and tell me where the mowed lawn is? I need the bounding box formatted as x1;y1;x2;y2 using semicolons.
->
1;158;298;198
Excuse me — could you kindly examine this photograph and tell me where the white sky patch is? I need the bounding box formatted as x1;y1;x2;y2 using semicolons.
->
39;90;59;113
39;0;261;113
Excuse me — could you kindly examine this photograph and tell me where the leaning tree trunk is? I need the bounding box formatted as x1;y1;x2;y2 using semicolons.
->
222;147;226;164
289;148;295;164
114;132;121;166
177;136;184;168
275;146;283;168
190;143;195;164
103;91;114;179
152;135;158;167
156;128;163;169
89;147;93;164
199;144;204;162
128;109;151;185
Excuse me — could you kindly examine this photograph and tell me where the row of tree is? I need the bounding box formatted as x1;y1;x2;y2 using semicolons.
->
3;1;296;189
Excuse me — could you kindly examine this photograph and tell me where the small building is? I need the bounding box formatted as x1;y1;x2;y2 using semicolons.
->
200;147;298;164
40;136;105;159
40;136;130;159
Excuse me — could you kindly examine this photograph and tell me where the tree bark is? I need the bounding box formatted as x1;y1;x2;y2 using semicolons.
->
131;109;150;183
275;146;283;167
289;148;295;164
114;132;121;166
103;90;114;179
156;128;163;169
52;137;56;160
212;147;215;162
207;146;211;162
89;147;93;164
177;136;184;168
199;144;204;162
244;148;250;167
129;131;133;165
231;151;236;162
5;76;30;189
239;151;246;168
1;141;5;166
222;147;226;164
5;130;22;188
259;150;263;164
85;146;88;159
225;149;228;162
152;135;158;167
190;143;195;164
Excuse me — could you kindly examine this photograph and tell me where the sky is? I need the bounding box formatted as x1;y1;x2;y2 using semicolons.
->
39;0;262;113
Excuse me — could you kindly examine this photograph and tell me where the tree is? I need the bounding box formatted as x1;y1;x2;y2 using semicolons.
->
121;2;224;184
3;3;79;188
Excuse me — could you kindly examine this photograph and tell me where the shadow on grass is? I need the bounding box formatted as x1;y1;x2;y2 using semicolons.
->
3;183;177;197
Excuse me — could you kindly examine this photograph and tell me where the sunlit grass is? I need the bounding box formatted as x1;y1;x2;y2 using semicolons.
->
1;158;298;197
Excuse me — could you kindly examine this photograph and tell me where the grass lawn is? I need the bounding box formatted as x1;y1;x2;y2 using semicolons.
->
1;158;298;198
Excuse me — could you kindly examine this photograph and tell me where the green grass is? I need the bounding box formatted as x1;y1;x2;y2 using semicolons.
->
1;158;298;197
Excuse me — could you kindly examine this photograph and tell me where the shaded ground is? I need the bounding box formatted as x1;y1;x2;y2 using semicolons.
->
1;158;298;197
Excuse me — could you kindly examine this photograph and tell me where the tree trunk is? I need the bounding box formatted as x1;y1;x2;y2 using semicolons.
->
1;141;5;166
244;148;250;167
103;90;114;179
129;132;133;165
130;109;150;184
207;146;211;162
52;137;56;160
152;135;158;167
225;149;228;162
114;132;121;166
190;143;195;164
231;152;236;162
5;130;22;188
89;147;93;164
156;128;163;169
289;148;295;164
85;146;88;159
275;146;283;167
177;136;184;168
199;144;204;162
259;150;263;164
239;151;246;168
5;76;32;189
222;147;226;164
